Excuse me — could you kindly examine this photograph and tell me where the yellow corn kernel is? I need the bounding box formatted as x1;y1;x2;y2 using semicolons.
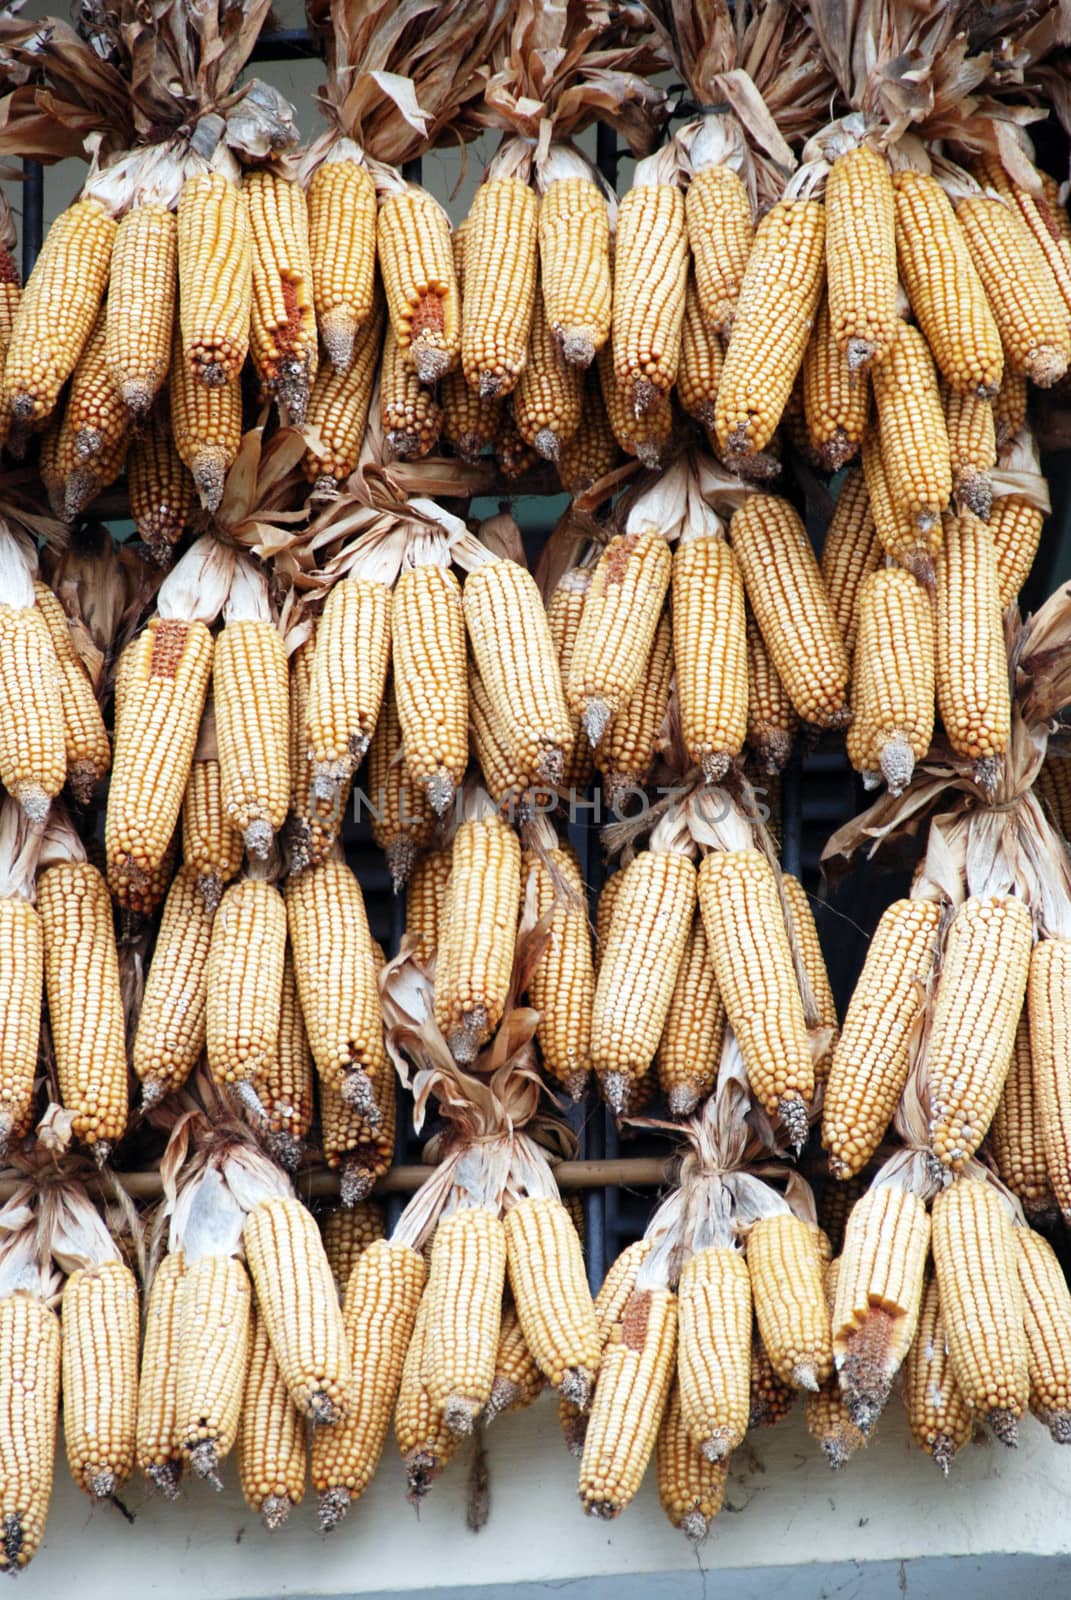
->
893;171;1002;397
825;145;898;370
678;1246;751;1460
206;878;287;1092
716;196;825;460
833;1185;930;1434
61;1259;139;1501
4;197;115;422
730;495;849;730
935;510;1011;770
245;170;317;421
37;862;127;1151
105;204;175;415
931;1179;1028;1445
822;898;940;1179
462;178;539;398
321;1201;386;1297
393;565;467;815
699;848;813;1145
686;163;753;335
307;158;377;371
377;187;460;384
177;170;251;387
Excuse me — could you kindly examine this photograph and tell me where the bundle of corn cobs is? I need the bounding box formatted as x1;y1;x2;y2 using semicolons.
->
1;0;1071;1571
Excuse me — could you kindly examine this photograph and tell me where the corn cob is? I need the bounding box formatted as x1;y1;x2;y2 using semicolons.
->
243;1195;353;1424
393;565;467;814
730;495;849;730
285;856;387;1119
749;1331;796;1429
306;574;392;808
699;848;813;1147
439;219;500;459
423;1205;507;1434
469;660;540;809
169;334;242;512
677;1245;751;1461
1016;1225;1071;1444
594;609;673;810
596;339;673;468
545;566;596;792
657;1381;728;1542
0;601;65;822
781;874;838;1083
259;950;315;1169
127;413;196;567
378;186;460;384
214;617;289;858
819;470;883;665
613;159;689;416
567;528;672;746
850;569;935;795
136;1254;184;1498
861;425;939;581
381;323;442;459
182;737;244;912
523;837;594;1100
485;1300;547;1421
579;1284;677;1518
320;1068;396;1206
1037;753;1071;841
31;582;109;804
560;1239;653;1456
176;1253;251;1484
975;153;1071;322
803;295;870;471
990;1012;1057;1223
803;1258;864;1470
942;380;996;520
395;1286;459;1499
133;865;213;1108
538;173;611;367
55;307;132;518
368;682;436;890
302;294;385;492
177;169;251;388
927;895;1032;1170
1028;937;1071;1220
673;536;747;782
4;197;115;422
515;275;583;460
37;861;127;1152
834;1185;930;1433
870;324;951;536
405;846;451;964
956;192;1070;387
592;844;695;1115
893;171;1003;397
992;492;1046;608
904;1271;972;1474
932;1179;1028;1444
504;1196;600;1405
61;1257;139;1501
656;908;726;1117
0;874;41;1155
461;177;538;398
239;1304;306;1530
676;272;722;428
825;145;898;370
715;191;825;461
822;898;940;1179
286;633;338;873
312;1239;425;1529
434;812;521;1061
993;369;1028;447
935;510;1011;773
206;878;287;1107
494;400;538;479
105;203;175;415
245;170;317;421
0;1293;60;1568
307;158;376;372
686;163;753;336
321;1201;386;1296
747;1215;831;1393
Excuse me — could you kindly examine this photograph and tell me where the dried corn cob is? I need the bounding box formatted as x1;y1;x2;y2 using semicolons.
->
136;1254;184;1498
504;1196;600;1405
935;510;1011;774
819;469;882;665
485;1299;546;1421
183;724;244;912
657;913;725;1117
904;1271;972;1474
749;1332;796;1429
657;1381;728;1541
822;898;940;1179
133;865;213;1108
956;190;1070;387
803;295;870;470
596;339;673;468
320;1069;396;1206
579;1284;677;1519
368;682;436;890
214;598;289;857
306;572;392;805
567;528;672;746
55;307;132;518
942;381;996;520
1016;1225;1071;1444
381;323;442;459
206;878;287;1102
595;609;673;810
678;1245;751;1461
378;185;460;384
523;832;594;1100
106;203;175;416
538;169;611;367
423;1205;507;1435
31;582;109;804
462;177;538;398
1028;936;1071;1221
870;324;951;536
990;1012;1057;1223
673;535;747;782
0;1290;60;1568
545;564;596;793
259;951;315;1169
748;1214;831;1393
825;144;898;370
861;425;939;581
307;158;376;372
393;564;467;814
177;169;251;388
321;1201;386;1296
686;162;753;336
781;874;838;1084
127;413;196;567
303;295;385;492
612;154;688;415
515;275;584;460
405;846;452;964
239;1304;306;1530
850;569;935;795
395;1286;459;1499
932;1178;1027;1445
61;1250;138;1502
434;811;521;1061
993;369;1028;447
676;272;722;428
169;335;242;513
0;598;65;822
176;1253;251;1484
246;170;317;421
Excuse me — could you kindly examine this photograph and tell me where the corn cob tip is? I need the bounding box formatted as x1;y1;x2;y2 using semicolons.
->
560;1366;595;1411
88;1470;118;1502
955;469;993;521
780;1094;810;1154
405;1449;444;1503
1027;346;1068;389
386;838;418;893
196;871;226;914
320;310;356;375
1040;1411;1071;1445
560;1411;587;1457
259;1494;293;1534
820;1436;854;1472
146;1462;182;1500
701;752;732;785
233;1079;268;1127
679;1510;713;1544
445;1396;481;1436
317;1487;351;1534
631;379;661;418
426;771;456;816
847;338;876;372
191;448;228;513
837;1308;896;1436
751;731;794;777
534;427;561;462
973;756;1003;798
273;357;313;427
139;1075;167;1110
581;1494;618;1522
668;1082;702;1118
479;371;505;400
189;1440;225;1491
700;1432;734;1464
91;1139;113;1169
2;1515;26;1568
819;430;859;473
339;1156;375;1207
600;1070;630;1117
244;820;274;859
792;1363;821;1394
558;329;596;370
64;468;105;523
412;342;451;387
484;1375;520;1422
448;1018;482;1064
269;1129;304;1171
121;379;154;418
340;1068;381;1125
195;360;228;389
930;1434;959;1475
312;474;341;500
67;759;100;807
986;1409;1020;1448
879;735;917;797
75;425;103;463
636;438;666;470
583;698;612;747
